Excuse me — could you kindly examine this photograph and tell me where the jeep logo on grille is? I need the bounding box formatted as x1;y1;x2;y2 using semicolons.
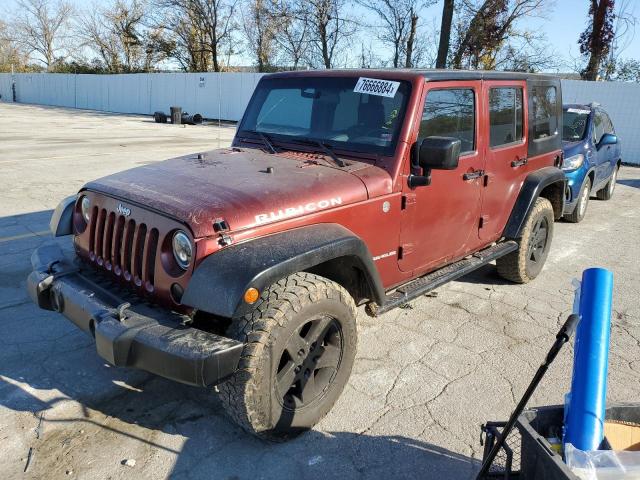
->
117;203;131;217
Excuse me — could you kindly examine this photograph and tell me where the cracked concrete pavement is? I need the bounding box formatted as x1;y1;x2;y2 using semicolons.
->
1;103;639;479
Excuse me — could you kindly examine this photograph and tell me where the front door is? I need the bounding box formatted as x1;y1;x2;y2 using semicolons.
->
479;81;529;241
398;81;484;274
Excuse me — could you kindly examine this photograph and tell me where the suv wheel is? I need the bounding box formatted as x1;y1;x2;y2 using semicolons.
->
218;272;357;441
565;177;591;223
597;165;618;200
497;197;554;284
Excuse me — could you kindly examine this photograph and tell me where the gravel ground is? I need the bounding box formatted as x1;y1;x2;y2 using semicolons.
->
1;103;639;479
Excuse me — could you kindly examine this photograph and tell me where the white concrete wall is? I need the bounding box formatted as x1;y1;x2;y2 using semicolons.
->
0;72;265;122
0;72;638;164
561;79;640;164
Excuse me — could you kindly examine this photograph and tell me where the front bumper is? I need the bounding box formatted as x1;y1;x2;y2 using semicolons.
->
562;167;588;214
27;243;243;387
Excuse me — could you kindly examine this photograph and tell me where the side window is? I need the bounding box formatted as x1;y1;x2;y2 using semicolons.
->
593;112;605;143
531;86;558;140
489;87;523;148
602;112;614;134
420;88;475;154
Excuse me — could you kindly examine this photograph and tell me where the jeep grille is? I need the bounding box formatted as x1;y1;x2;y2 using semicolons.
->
88;207;159;291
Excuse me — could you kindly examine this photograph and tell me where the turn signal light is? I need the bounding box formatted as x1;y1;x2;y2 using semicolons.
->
244;287;260;304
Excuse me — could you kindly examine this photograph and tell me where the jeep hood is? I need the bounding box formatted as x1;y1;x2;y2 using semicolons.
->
83;148;389;238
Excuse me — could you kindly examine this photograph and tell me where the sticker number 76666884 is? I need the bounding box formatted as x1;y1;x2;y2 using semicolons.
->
353;77;400;98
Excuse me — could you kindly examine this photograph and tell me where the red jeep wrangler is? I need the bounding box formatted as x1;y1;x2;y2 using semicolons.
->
28;70;566;440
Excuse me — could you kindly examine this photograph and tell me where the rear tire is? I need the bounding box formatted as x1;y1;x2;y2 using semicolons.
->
497;197;554;284
218;272;357;441
596;165;618;200
565;177;591;223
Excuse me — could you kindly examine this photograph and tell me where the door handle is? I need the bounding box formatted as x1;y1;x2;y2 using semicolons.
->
463;169;484;180
511;157;528;167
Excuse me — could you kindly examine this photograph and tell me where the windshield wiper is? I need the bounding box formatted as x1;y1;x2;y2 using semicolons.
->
286;138;346;167
243;129;277;154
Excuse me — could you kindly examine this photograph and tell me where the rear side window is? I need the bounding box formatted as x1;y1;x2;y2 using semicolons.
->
489;87;523;148
420;88;475;154
531;86;558;140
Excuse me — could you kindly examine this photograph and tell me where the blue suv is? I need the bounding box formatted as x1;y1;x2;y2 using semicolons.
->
561;103;622;222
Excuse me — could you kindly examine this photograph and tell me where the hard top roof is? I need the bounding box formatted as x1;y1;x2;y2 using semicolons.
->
265;68;560;82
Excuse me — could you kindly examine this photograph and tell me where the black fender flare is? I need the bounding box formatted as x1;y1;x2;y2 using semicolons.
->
181;224;385;318
50;195;75;236
503;167;566;239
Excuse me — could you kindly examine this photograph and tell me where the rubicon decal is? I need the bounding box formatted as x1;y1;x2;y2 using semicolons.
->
254;197;343;225
373;250;396;261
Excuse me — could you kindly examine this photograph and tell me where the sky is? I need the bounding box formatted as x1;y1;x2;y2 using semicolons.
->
3;0;639;72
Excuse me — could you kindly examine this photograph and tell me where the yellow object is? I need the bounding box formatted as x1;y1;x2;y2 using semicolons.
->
244;287;260;304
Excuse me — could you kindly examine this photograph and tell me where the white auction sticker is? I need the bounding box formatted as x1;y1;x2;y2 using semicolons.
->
354;77;400;98
567;108;591;115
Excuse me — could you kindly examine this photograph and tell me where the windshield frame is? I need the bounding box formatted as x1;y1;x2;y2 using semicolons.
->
237;76;413;158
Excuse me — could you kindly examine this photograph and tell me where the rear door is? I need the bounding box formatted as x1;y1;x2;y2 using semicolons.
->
398;81;484;273
479;80;528;241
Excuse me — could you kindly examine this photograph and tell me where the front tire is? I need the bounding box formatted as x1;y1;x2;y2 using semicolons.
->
497;197;554;284
565;177;591;223
596;165;618;200
218;272;357;441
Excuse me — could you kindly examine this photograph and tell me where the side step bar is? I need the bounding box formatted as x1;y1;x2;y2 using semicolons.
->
366;241;518;317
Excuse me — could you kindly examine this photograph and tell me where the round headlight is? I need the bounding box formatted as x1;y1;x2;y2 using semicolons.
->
80;195;91;223
172;231;193;270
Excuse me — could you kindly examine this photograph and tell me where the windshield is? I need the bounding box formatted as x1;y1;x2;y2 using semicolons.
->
562;107;590;141
239;76;411;156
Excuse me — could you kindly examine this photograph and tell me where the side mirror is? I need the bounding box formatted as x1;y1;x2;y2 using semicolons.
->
409;136;462;188
598;133;617;149
418;136;461;170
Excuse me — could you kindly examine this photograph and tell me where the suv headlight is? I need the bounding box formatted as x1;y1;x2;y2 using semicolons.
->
172;231;193;270
562;154;584;171
80;195;91;223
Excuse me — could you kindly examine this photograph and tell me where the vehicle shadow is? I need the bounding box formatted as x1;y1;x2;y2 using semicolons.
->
0;209;480;479
617;179;640;189
454;263;512;286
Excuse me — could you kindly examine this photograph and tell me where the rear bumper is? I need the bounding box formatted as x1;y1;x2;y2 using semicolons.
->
27;243;243;387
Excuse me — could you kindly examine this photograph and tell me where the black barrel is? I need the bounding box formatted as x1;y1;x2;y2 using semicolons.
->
170;106;182;124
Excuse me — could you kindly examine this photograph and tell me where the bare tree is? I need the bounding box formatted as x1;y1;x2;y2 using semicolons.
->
358;0;433;68
579;0;616;80
242;0;276;71
11;0;74;70
0;20;33;72
156;0;238;71
270;0;310;69
451;0;551;70
436;0;454;68
305;0;356;68
602;0;636;80
78;0;167;72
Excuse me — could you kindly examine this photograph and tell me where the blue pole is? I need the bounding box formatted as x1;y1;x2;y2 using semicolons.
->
564;268;614;451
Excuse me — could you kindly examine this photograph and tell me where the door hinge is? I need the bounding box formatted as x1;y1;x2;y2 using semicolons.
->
401;193;417;210
398;244;415;259
479;216;489;229
483;174;489;187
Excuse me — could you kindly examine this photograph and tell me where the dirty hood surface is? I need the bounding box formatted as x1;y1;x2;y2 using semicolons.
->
83;148;372;238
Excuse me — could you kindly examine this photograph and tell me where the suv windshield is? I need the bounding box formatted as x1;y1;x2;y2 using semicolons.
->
562;107;590;141
239;76;411;156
